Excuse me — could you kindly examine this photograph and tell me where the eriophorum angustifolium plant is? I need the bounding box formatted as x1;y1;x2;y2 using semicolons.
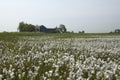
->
0;35;120;80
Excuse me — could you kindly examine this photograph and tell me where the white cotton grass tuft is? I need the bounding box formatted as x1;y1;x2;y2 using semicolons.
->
0;74;3;80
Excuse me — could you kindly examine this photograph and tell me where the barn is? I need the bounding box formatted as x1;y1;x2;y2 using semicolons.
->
36;25;59;33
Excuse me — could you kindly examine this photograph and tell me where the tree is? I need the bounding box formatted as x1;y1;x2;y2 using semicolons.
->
27;24;36;32
58;24;67;33
115;29;120;33
82;30;85;33
18;22;35;32
18;22;25;32
79;30;85;34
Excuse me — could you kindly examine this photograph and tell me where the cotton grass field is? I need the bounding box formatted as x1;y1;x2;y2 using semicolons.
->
0;32;120;80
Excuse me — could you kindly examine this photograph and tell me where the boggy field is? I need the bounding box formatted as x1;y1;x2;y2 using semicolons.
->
0;33;120;80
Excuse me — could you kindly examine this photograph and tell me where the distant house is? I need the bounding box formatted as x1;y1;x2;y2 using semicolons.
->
39;25;47;32
35;25;59;33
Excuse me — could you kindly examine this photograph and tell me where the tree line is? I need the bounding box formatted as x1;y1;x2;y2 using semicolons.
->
110;29;120;33
18;22;67;33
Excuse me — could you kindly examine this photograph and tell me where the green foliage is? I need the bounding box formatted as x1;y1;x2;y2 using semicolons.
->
79;30;85;34
58;24;67;33
18;22;36;32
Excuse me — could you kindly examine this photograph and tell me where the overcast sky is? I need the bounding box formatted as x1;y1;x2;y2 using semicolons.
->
0;0;120;33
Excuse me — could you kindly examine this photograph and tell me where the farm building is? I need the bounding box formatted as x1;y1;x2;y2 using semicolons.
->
35;25;59;33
